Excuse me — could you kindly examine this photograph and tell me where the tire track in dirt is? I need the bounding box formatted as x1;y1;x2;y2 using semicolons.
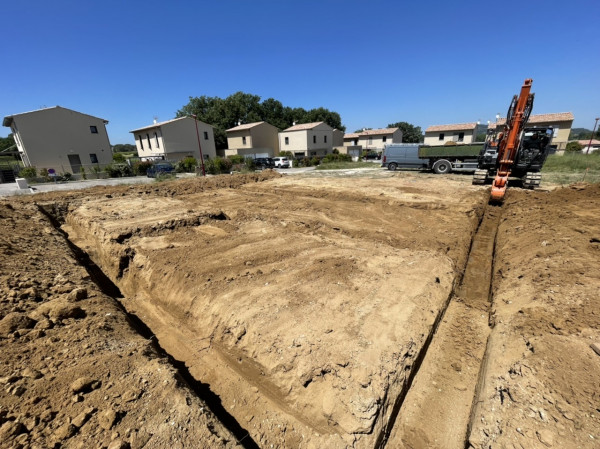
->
382;205;502;449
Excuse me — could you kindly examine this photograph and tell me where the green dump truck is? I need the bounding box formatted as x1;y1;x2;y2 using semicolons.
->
381;143;483;174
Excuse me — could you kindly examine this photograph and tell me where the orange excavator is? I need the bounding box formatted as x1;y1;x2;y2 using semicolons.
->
473;78;553;202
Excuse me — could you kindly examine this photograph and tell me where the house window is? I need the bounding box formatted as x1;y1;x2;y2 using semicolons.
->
368;137;373;144
90;126;98;134
382;136;387;142
146;134;152;149
324;135;327;143
310;151;316;156
90;153;98;164
203;131;209;140
313;135;316;144
154;132;160;148
458;132;464;142
353;139;358;145
138;135;144;150
242;136;247;145
439;133;444;141
285;137;289;145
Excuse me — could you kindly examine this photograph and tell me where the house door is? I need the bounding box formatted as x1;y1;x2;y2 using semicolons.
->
68;154;82;173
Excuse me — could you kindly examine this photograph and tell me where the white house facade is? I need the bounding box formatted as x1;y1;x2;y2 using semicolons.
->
2;106;112;173
278;122;334;158
130;117;216;162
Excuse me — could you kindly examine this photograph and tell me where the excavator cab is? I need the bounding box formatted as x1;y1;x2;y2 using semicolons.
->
513;127;553;172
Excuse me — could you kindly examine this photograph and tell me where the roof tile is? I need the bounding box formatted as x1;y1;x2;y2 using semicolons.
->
425;122;478;132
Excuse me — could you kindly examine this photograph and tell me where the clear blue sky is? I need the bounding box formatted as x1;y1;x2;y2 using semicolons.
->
2;0;599;143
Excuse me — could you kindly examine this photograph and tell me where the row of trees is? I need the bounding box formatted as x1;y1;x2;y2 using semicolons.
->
176;92;345;150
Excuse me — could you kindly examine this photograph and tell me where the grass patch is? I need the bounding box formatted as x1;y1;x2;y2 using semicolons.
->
541;153;600;185
543;153;600;172
316;161;380;170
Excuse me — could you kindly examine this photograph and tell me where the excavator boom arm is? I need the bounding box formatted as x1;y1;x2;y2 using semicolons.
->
490;78;534;202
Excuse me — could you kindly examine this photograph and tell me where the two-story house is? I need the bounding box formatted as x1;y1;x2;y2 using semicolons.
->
424;123;478;146
130;116;216;162
357;128;402;151
2;106;112;174
278;122;334;158
225;121;280;158
492;112;574;151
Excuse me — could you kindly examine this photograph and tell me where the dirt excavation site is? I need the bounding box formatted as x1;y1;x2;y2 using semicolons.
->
1;171;599;449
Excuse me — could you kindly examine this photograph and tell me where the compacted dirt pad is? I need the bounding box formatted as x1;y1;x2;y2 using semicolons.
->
1;172;599;448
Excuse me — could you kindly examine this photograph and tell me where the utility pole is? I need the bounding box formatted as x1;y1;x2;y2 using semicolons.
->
586;117;599;155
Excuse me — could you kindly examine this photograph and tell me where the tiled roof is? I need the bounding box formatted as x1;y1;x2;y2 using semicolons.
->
360;127;399;136
130;116;212;133
425;122;478;132
577;139;600;145
496;112;574;126
344;133;361;139
282;122;324;131
3;106;108;127
226;121;269;132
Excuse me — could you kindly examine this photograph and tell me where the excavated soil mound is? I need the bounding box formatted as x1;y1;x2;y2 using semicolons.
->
2;171;598;449
36;173;485;448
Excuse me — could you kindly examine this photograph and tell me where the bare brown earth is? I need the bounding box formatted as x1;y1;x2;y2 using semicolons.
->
1;171;599;449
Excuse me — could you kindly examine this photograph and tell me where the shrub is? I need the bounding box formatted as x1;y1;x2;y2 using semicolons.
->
299;157;311;167
310;157;320;166
133;161;153;176
322;153;352;163
104;164;133;178
566;141;583;153
113;153;126;163
228;155;245;164
279;151;294;159
176;156;197;173
19;166;38;180
204;157;233;175
80;166;87;180
332;148;340;154
244;157;256;171
62;172;72;181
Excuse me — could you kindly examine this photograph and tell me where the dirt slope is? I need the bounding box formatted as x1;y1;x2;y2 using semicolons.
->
467;184;600;449
0;201;241;449
53;173;485;448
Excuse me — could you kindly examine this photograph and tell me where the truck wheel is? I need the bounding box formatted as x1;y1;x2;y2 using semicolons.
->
388;163;398;171
433;159;451;174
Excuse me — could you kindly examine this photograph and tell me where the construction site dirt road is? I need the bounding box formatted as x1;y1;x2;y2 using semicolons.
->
1;170;599;449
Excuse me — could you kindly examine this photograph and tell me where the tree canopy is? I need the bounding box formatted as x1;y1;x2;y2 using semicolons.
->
112;144;137;153
387;122;424;143
176;92;345;149
0;135;16;152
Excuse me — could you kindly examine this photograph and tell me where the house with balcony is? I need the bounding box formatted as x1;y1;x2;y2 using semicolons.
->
424;123;478;146
491;112;574;151
278;122;333;158
130;116;216;162
2;106;112;174
225;121;279;158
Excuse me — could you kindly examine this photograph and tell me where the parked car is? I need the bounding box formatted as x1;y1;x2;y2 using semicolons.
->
362;151;381;160
146;162;175;177
273;157;290;168
255;157;275;170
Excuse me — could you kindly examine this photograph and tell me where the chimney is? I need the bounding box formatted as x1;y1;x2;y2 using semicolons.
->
293;121;296;126
237;120;241;126
153;116;158;124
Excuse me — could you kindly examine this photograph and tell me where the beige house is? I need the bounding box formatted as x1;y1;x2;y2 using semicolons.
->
278;122;334;158
492;112;574;151
424;123;478;146
332;129;345;147
358;128;402;151
225;121;279;157
343;132;361;147
2;106;112;173
130;117;216;162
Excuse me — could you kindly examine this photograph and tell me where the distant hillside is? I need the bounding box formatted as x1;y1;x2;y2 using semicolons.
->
569;127;599;140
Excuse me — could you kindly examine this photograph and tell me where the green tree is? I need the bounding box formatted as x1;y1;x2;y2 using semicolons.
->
176;92;345;149
112;144;137;153
0;135;16;152
387;122;424;143
566;141;583;153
